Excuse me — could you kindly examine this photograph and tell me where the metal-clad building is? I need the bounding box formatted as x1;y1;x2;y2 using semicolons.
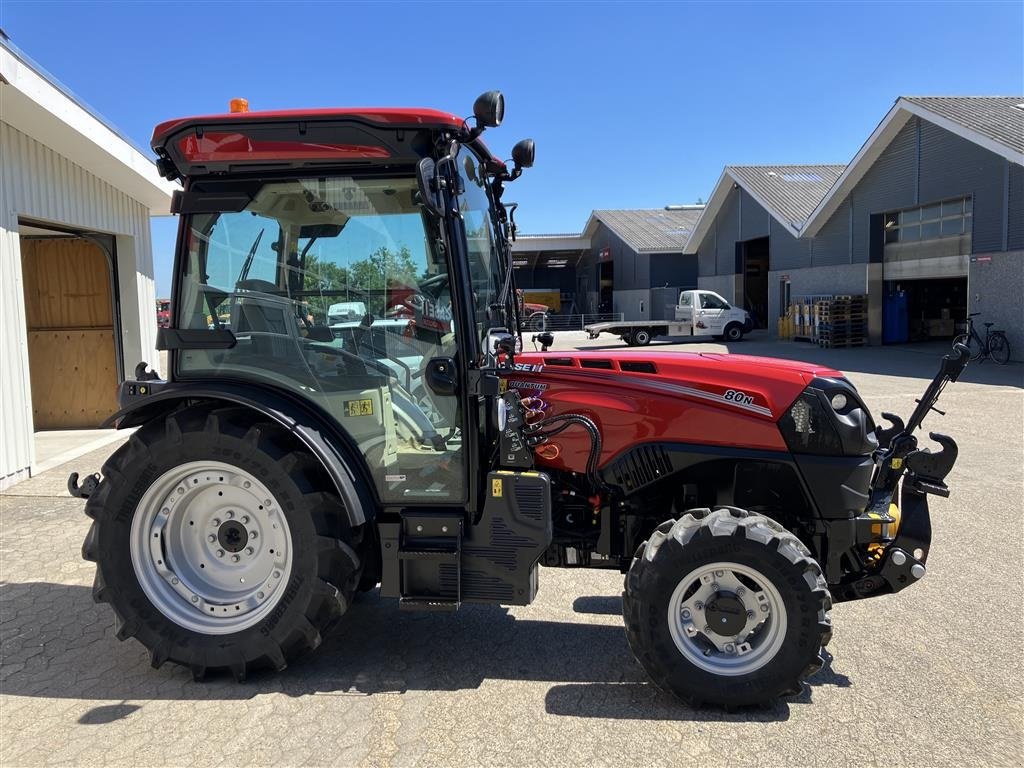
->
513;207;703;320
0;37;175;488
687;97;1024;356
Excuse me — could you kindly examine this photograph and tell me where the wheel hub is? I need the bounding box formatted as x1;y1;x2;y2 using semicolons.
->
218;520;249;553
705;594;746;636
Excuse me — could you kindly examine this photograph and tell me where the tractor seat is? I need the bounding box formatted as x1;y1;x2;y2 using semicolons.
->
984;321;994;327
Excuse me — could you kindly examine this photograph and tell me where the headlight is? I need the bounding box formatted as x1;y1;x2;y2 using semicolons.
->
830;392;848;411
779;392;844;455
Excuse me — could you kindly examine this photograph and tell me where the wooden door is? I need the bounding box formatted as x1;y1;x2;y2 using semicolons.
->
20;237;119;429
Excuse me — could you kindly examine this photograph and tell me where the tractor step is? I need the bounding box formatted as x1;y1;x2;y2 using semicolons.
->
379;512;463;611
398;597;460;612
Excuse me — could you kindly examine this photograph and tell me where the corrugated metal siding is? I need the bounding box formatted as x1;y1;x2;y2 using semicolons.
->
0;223;33;486
769;217;811;271
847;118;919;264
697;241;716;277
0;121;157;486
811;199;851;266
919;120;1007;254
1008;163;1024;252
715;189;740;274
739;188;771;241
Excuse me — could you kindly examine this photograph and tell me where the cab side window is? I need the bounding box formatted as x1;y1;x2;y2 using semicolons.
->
700;292;728;310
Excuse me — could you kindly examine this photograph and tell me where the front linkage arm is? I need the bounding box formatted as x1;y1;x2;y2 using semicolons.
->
839;342;970;601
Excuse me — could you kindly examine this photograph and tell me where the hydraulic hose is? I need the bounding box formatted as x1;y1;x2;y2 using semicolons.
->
525;413;605;492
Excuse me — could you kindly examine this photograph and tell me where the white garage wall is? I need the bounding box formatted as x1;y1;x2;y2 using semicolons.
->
0;121;159;488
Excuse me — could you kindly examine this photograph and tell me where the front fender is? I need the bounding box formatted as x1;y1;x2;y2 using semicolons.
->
104;379;376;526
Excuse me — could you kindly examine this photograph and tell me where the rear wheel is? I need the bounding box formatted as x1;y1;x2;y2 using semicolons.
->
632;328;652;346
987;332;1010;365
623;508;832;707
82;405;364;680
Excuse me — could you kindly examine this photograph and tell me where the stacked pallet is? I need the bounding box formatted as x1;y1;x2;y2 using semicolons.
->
815;295;867;348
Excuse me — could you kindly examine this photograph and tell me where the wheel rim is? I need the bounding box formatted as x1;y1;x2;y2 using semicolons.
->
130;461;294;635
636;331;649;344
667;561;787;676
727;326;741;341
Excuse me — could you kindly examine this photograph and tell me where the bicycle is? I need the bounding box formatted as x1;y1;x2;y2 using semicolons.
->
954;313;1011;365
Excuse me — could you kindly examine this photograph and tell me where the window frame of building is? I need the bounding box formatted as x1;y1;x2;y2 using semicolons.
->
883;196;973;245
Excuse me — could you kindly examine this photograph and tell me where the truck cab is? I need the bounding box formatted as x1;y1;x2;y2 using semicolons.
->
675;289;753;341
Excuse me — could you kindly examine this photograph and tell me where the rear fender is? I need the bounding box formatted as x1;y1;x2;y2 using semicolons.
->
104;380;376;526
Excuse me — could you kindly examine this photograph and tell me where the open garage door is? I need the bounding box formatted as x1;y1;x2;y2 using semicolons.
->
20;235;119;428
883;276;967;344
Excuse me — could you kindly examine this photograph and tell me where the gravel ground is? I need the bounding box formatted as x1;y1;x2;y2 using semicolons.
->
1;337;1021;767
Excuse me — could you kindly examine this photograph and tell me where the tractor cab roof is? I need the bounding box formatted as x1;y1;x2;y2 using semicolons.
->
151;107;501;181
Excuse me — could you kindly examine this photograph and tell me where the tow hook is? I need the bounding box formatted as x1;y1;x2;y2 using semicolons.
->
68;472;100;499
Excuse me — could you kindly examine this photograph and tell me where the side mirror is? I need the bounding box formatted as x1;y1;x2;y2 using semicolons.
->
416;157;446;218
511;138;535;171
473;91;505;128
535;331;554;351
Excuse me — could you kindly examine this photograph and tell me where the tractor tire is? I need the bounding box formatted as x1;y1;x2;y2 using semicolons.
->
622;507;832;708
724;323;745;342
632;328;653;346
82;405;364;680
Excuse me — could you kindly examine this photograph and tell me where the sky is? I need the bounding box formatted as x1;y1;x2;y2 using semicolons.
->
3;0;1022;296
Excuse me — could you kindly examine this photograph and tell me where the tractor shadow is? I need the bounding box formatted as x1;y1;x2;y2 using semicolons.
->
0;582;849;722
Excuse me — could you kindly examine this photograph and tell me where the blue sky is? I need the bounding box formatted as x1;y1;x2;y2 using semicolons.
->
3;0;1022;295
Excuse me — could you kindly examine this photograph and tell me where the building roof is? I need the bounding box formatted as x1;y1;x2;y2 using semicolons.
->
902;96;1024;155
583;207;704;252
0;35;177;213
683;164;845;252
803;96;1024;236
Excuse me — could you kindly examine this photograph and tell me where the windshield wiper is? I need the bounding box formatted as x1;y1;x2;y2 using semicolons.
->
237;228;265;284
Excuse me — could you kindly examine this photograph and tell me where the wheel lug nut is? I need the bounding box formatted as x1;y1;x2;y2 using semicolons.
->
246;547;254;556
681;609;691;619
191;596;199;603
231;554;240;563
695;601;704;610
747;610;755;619
216;549;224;558
736;587;745;596
241;516;249;524
711;583;720;592
226;510;234;518
212;518;221;527
208;535;217;543
250;531;258;539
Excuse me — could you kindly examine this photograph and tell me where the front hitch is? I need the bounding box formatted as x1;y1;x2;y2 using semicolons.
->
68;472;100;499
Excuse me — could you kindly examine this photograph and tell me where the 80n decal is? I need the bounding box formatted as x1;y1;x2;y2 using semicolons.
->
723;389;755;405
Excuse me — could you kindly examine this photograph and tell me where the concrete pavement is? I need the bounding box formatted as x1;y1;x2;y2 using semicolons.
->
1;339;1021;767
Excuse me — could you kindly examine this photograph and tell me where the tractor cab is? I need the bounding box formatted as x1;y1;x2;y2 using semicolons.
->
148;94;533;507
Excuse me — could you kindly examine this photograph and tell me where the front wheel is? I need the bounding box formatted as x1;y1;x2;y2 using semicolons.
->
987;332;1011;365
82;405;364;680
724;323;745;342
623;508;832;707
954;333;983;362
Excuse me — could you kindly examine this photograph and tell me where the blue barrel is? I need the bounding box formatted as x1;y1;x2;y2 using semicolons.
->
883;291;909;343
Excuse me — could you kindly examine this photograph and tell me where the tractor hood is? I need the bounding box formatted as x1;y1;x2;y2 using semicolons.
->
511;349;846;421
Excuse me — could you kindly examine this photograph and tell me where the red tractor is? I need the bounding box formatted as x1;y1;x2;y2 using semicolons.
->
72;93;968;707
